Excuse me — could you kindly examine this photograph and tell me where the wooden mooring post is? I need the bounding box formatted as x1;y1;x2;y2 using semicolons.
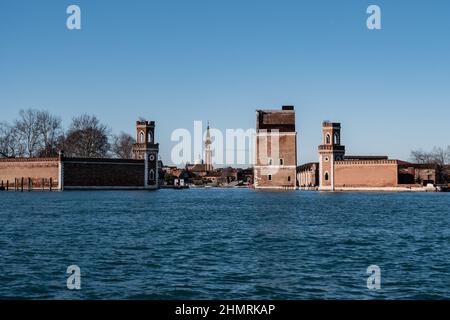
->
21;177;24;192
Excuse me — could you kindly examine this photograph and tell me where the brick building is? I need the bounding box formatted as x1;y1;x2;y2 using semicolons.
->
254;106;297;190
0;120;159;191
317;121;438;191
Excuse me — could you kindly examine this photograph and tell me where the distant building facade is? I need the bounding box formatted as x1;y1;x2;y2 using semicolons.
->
254;106;297;190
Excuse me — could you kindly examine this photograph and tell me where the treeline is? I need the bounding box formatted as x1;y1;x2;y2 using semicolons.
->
0;109;135;159
410;147;450;166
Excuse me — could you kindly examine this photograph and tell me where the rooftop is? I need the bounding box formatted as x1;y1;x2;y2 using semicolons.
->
344;156;389;161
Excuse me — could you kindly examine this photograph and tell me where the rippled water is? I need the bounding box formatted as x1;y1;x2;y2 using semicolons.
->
1;189;450;299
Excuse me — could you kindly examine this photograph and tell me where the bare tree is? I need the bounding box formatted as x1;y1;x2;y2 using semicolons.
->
36;111;63;157
7;125;26;157
62;114;111;158
0;122;13;157
412;147;450;165
112;132;135;159
410;149;431;164
14;109;41;157
447;146;450;164
431;146;448;165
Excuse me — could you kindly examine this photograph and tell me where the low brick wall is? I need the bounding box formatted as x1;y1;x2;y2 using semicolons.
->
334;160;398;188
0;157;60;190
62;158;144;189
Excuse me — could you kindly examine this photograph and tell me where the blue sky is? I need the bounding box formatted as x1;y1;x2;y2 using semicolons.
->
1;0;449;166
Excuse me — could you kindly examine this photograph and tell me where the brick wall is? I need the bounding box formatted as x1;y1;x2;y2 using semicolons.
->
0;158;59;190
255;133;297;189
255;167;296;189
256;134;296;166
334;160;398;188
62;158;144;188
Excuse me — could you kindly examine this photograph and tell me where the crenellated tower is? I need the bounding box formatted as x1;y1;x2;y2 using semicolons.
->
318;121;345;191
133;120;159;189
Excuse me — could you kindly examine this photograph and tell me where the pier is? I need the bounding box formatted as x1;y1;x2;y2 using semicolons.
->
0;178;56;192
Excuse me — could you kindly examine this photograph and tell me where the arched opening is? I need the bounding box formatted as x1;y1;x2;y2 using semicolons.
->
139;131;145;143
326;133;331;144
149;169;155;181
268;158;272;165
148;131;153;144
334;132;339;145
325;172;329;181
279;158;284;165
268;174;272;181
288;176;291;182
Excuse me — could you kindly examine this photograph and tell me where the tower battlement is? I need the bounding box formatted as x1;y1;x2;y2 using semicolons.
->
136;120;155;126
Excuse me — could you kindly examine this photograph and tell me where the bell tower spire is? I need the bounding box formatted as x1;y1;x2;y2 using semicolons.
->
205;121;213;172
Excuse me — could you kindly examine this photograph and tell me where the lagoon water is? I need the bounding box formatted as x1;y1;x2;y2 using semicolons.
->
1;189;450;299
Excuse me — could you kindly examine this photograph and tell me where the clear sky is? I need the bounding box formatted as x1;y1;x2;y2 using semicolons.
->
1;0;449;166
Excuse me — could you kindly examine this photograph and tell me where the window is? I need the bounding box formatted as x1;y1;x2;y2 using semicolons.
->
326;133;331;144
139;131;144;143
268;158;272;165
149;169;155;181
325;172;329;181
334;133;339;145
324;157;329;162
288;176;291;182
268;175;272;181
279;158;284;165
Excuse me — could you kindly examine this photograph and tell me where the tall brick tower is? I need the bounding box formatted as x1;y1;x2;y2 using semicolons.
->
133;120;159;189
318;121;345;191
254;106;297;190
